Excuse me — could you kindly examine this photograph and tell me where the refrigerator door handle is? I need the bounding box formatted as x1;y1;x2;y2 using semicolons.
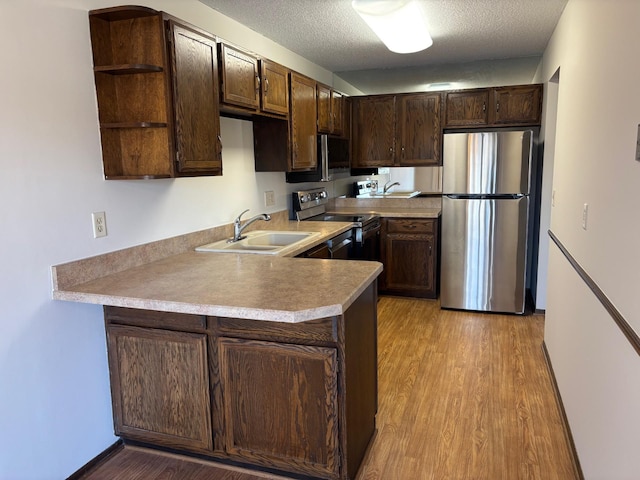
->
445;194;524;200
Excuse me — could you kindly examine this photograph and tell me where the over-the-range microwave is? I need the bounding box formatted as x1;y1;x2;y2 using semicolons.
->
286;135;376;183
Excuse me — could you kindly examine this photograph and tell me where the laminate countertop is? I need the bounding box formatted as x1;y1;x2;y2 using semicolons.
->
329;196;441;218
52;218;382;323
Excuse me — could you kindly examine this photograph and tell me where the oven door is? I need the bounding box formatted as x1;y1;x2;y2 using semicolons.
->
353;220;381;261
327;230;353;259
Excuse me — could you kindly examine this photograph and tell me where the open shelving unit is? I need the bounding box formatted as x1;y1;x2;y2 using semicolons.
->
89;6;174;179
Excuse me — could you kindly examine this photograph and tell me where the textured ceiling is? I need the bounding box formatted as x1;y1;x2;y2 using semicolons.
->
199;0;568;74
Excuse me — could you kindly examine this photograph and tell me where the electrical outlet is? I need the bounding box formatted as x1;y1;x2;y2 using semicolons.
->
264;190;275;207
582;203;588;230
92;211;107;238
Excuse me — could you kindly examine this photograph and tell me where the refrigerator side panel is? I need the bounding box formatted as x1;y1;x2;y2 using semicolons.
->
441;196;529;313
442;131;532;195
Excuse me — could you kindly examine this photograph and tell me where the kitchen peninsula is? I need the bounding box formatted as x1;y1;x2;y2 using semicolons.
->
52;214;381;480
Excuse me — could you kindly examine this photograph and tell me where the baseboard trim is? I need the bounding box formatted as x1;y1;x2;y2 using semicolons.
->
549;230;640;356
541;342;584;480
66;439;123;480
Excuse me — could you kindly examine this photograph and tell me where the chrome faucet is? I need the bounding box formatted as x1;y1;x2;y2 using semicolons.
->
230;209;271;242
383;181;400;194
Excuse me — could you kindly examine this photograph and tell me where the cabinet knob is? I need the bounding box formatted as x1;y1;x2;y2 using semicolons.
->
482;102;486;112
496;101;500;112
255;74;261;94
264;77;269;94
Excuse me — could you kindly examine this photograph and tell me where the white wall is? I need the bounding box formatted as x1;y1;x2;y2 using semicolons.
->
538;0;640;477
0;0;353;477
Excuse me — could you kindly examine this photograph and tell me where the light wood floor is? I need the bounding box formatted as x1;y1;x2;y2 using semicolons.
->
357;296;579;480
78;296;579;480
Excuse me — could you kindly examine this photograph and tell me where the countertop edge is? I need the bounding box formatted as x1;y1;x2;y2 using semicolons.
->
52;262;382;323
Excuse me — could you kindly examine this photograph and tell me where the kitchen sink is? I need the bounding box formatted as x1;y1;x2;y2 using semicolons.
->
367;190;421;198
196;230;321;255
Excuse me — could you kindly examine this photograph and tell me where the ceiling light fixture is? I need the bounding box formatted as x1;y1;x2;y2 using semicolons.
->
352;0;433;54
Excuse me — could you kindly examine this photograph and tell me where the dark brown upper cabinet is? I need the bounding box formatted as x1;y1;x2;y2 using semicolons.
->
260;59;290;116
88;6;221;179
253;72;318;172
445;84;543;128
317;84;345;137
168;20;222;175
352;92;442;168
289;73;318;170
491;85;543;125
218;43;289;118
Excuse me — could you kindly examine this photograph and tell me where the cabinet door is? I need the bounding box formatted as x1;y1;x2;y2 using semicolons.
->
107;324;213;452
331;90;344;136
397;93;442;166
351;95;396;167
168;21;222;175
219;338;339;478
491;85;542;125
219;44;260;109
317;83;332;133
290;73;318;171
380;218;437;298
444;90;489;127
260;59;289;116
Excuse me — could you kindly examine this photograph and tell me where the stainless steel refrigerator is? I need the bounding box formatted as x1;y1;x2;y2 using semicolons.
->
441;130;533;314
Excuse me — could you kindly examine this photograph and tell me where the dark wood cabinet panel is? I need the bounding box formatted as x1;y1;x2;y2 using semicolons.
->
445;84;543;128
318;84;345;136
168;21;222;175
219;338;340;478
351;95;396;167
397;93;441;166
260;59;289;116
290;72;318;171
219;45;290;118
106;324;213;453
352;93;442;167
218;43;259;110
317;83;332;133
380;218;438;298
491;85;543;125
331;90;345;136
445;89;489;127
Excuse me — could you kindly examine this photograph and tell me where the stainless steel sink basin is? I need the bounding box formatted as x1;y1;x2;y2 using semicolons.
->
196;230;321;255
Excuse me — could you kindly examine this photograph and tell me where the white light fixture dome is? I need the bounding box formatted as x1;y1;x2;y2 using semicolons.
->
352;0;433;54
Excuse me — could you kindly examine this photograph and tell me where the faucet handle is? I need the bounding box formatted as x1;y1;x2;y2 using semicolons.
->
235;209;250;224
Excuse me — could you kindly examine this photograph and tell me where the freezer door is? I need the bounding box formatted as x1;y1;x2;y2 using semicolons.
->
441;196;528;313
442;131;532;195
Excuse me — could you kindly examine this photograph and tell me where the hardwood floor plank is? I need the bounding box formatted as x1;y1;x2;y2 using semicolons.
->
356;297;578;480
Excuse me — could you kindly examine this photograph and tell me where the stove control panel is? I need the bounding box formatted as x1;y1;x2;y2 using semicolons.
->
293;188;328;212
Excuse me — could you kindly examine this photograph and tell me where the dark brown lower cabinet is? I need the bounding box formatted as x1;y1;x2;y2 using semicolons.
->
103;281;378;480
106;324;213;453
380;217;439;298
219;338;339;478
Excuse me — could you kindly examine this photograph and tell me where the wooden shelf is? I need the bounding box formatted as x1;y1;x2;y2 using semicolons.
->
95;64;163;75
100;122;168;129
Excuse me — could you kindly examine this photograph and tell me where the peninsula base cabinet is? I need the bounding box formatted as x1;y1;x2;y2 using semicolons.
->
103;282;378;480
379;218;439;299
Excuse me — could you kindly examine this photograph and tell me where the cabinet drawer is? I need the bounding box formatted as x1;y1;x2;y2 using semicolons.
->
105;306;206;332
385;218;435;234
212;316;338;345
